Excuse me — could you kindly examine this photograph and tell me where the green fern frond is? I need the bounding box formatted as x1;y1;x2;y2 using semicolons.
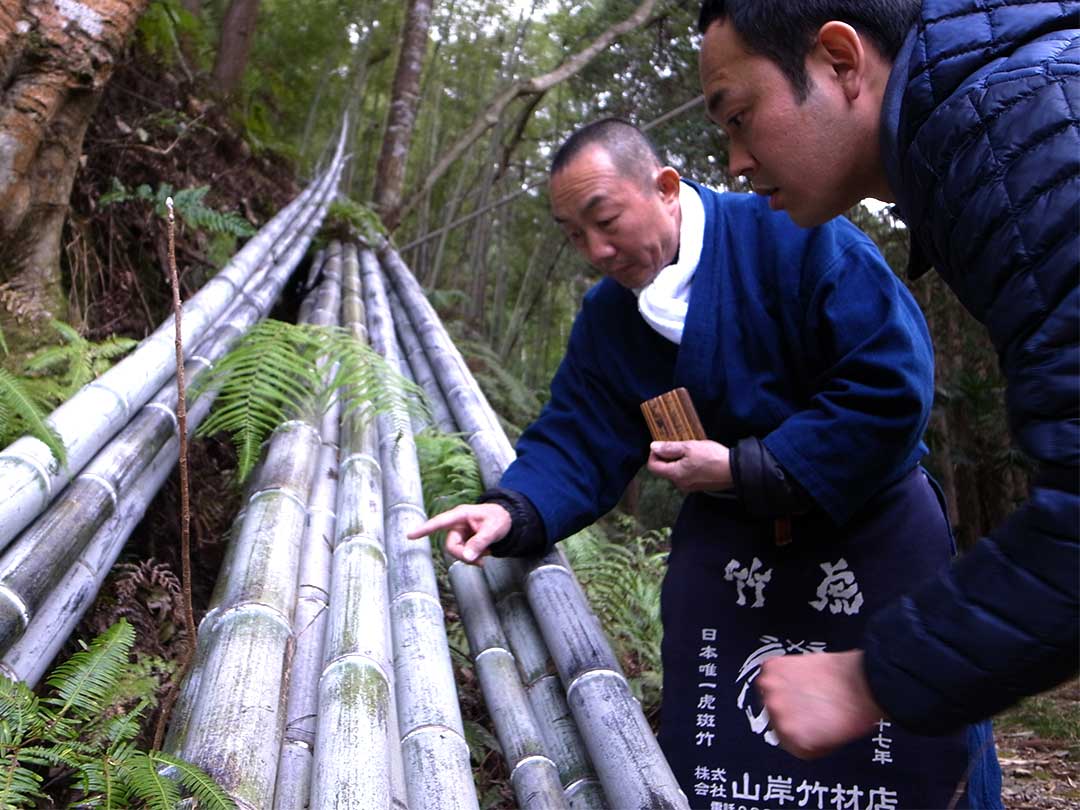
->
92;336;139;360
16;743;82;770
0;754;44;809
415;431;483;516
0;622;221;810
0;678;44;746
322;198;386;244
118;750;181;810
167;186;255;237
44;619;135;723
0;368;66;466
198;320;428;482
195;320;326;480
151;751;237;809
101;700;149;744
101;178;255;237
22;321;136;404
326;329;429;428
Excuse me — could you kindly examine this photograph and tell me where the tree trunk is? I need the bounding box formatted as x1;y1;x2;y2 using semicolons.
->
372;0;433;231
211;0;259;97
394;0;658;227
0;0;150;350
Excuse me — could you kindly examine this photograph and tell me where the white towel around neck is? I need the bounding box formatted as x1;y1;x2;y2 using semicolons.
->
634;181;704;345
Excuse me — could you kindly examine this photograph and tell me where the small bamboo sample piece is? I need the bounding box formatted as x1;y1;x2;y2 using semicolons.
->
641;388;792;546
640;387;706;441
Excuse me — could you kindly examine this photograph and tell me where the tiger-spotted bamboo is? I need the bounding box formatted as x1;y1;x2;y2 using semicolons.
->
391;283;580;806
379;244;686;809
0;124;349;551
359;246;480;810
169;264;342;810
308;244;406;810
0;154;347;661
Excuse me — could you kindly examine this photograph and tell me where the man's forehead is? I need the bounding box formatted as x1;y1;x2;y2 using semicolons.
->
700;20;751;88
550;152;631;220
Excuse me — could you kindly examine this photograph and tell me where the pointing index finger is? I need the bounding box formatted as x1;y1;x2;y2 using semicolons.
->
406;506;467;539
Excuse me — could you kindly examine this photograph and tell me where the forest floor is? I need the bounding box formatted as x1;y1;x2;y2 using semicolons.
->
995;679;1080;810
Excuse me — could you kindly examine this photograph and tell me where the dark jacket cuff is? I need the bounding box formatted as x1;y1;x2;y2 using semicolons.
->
477;487;548;558
730;437;816;518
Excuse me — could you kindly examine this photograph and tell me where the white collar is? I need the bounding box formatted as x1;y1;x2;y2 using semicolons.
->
634;181;704;344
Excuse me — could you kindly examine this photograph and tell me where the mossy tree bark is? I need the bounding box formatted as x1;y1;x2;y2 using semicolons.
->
0;0;149;351
373;0;433;231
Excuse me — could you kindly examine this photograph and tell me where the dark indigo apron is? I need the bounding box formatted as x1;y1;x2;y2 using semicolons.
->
657;468;993;810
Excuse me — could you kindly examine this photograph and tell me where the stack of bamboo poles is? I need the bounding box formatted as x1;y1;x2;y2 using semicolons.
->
170;242;481;809
167;251;345;809
358;247;478;809
0;122;348;551
0;129;348;686
379;243;689;810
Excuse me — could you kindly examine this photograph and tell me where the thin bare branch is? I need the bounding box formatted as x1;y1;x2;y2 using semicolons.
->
395;0;658;227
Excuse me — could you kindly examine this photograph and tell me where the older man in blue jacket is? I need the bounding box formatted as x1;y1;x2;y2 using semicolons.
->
698;0;1079;760
412;119;1000;807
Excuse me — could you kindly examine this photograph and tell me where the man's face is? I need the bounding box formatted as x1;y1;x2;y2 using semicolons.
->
550;145;680;290
699;20;859;228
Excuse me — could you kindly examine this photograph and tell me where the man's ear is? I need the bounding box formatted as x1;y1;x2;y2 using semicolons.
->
657;166;681;201
815;21;866;100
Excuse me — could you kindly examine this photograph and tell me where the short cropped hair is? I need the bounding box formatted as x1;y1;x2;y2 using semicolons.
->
550;118;662;191
698;0;919;100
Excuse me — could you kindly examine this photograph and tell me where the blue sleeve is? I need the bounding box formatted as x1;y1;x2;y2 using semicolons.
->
862;18;1080;732
499;299;651;545
762;236;934;525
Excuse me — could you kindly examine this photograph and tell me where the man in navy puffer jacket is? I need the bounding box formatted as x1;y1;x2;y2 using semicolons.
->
698;0;1078;759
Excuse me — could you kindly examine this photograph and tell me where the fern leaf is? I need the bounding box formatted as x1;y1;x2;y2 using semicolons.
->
16;744;78;770
21;346;69;375
151;751;236;809
416;432;483;516
49;320;82;346
0;677;44;748
92;336;139;361
45;619;134;723
101;703;148;744
0;369;66;466
118;750;181;810
0;754;43;809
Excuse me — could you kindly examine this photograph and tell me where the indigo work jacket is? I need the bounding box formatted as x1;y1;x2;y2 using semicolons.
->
499;186;935;552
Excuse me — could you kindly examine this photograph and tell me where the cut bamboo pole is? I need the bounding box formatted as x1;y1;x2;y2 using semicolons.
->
0;125;348;551
309;244;404;810
380;244;686;809
0;237;310;655
382;250;599;798
171;267;342;810
273;245;342;810
359;246;480;810
387;277;588;809
0;427;181;686
0;153;347;661
386;284;453;433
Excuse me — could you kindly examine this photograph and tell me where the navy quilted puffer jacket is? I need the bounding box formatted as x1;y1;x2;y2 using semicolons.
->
866;0;1079;733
